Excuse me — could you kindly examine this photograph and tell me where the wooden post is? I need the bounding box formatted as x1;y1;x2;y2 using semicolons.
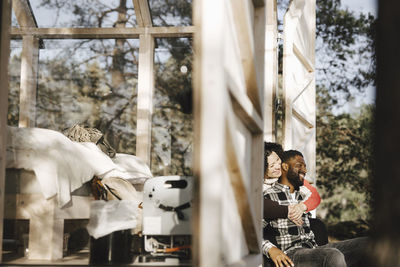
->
136;33;154;166
18;35;39;127
264;0;278;141
193;0;225;265
369;0;400;265
0;1;11;262
253;3;266;247
23;195;64;260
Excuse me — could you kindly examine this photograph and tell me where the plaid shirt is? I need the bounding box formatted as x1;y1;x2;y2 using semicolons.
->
262;182;317;257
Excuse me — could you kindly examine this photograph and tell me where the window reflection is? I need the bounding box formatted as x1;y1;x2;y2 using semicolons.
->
149;0;192;27
29;0;137;28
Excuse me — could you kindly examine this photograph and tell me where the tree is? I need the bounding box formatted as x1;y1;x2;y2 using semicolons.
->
314;0;375;225
316;0;375;106
316;88;373;224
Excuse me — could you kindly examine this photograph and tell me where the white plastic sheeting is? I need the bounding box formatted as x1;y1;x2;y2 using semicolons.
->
87;200;141;239
282;0;316;181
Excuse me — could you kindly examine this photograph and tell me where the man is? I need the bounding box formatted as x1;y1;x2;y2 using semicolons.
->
263;150;368;267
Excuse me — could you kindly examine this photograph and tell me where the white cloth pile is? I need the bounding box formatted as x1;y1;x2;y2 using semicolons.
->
6;126;152;207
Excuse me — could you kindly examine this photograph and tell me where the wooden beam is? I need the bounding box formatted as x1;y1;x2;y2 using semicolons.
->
293;42;314;72
133;0;152;27
250;132;264;248
11;26;195;39
192;0;225;265
11;0;37;27
230;0;263;116
4;194;91;220
228;84;263;134
254;4;266;116
18;35;39;127
292;107;314;129
264;0;278;141
251;6;265;236
292;72;314;103
371;0;400;265
136;33;154;166
225;110;260;254
0;0;11;263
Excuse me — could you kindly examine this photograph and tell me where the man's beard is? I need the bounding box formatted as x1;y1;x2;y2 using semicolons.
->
287;167;304;191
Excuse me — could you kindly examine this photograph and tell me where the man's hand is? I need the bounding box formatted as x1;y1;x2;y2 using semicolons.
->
288;203;307;226
268;247;294;267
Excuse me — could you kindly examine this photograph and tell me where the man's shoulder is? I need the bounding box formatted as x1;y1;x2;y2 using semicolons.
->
264;183;281;194
265;182;285;192
264;183;288;201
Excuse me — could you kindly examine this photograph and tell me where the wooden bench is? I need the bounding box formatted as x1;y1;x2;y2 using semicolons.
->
4;169;92;260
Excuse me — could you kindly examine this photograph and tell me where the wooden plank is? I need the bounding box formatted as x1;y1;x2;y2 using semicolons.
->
254;5;266;115
136;33;154;166
11;26;195;39
264;0;278;141
192;0;225;265
230;0;263;116
225;109;260;254
250;132;264;246
29;215;64;260
4;194;91;220
0;0;11;263
133;0;152;27
292;107;314;129
228;85;263;134
282;0;306;150
371;0;400;264
18;35;39;127
292;72;314;103
26;196;63;260
11;0;37;27
293;42;314;72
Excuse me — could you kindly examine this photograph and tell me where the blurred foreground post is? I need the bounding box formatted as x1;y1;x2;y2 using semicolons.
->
371;0;400;266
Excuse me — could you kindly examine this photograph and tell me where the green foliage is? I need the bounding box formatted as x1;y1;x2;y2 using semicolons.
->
316;0;376;105
316;88;374;223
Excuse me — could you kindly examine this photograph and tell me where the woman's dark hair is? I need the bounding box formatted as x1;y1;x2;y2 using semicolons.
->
264;142;284;173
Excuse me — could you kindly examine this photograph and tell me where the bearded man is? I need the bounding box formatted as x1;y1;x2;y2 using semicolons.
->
262;150;368;267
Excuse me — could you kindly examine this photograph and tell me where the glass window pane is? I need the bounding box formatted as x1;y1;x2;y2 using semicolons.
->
29;0;137;28
8;40;22;126
5;38;139;262
151;37;193;176
11;8;18;27
149;0;192;27
35;39;139;154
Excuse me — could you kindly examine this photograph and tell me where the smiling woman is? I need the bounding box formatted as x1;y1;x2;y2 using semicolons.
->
266;152;282;179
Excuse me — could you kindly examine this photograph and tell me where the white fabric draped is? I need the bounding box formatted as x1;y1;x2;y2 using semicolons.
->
6;126;152;207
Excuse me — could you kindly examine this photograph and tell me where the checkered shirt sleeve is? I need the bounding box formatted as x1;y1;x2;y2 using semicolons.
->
263;183;317;255
262;239;276;257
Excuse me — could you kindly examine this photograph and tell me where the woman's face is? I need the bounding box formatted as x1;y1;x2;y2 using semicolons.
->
265;151;282;179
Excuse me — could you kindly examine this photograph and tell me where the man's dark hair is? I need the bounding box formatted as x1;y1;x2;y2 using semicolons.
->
264;142;284;172
281;150;304;163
